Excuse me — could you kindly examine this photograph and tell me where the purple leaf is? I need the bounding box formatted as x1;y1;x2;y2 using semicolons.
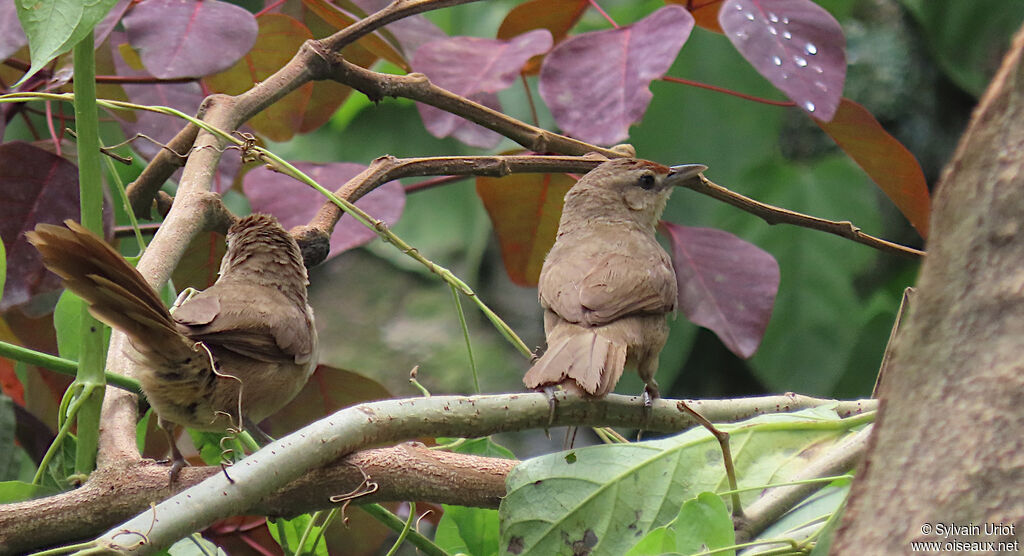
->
123;0;257;79
109;34;240;188
538;6;694;145
0;142;81;311
412;29;553;148
94;0;132;48
661;222;779;359
243;162;405;258
0;0;27;61
719;0;845;121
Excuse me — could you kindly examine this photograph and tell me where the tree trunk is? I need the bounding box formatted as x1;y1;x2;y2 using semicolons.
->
833;22;1024;555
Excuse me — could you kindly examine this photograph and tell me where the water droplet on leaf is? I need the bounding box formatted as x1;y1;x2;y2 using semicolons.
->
805;43;818;55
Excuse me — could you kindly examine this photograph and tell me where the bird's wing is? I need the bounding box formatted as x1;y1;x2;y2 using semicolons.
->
173;286;314;364
543;251;676;327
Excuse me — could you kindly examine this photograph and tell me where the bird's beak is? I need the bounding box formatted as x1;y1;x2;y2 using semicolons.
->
667;164;708;186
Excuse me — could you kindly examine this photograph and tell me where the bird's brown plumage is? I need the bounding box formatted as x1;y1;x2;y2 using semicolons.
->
524;158;703;400
26;214;317;434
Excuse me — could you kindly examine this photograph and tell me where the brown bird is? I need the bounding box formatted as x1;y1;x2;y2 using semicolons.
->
27;214;317;468
524;158;706;404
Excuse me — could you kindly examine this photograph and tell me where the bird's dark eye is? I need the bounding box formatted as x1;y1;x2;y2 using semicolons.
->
637;173;656;190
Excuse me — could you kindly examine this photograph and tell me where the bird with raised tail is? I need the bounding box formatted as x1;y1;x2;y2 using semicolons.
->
523;158;706;404
27;214;317;472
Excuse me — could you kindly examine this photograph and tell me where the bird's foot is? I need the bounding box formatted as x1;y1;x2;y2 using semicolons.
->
638;382;661;440
542;386;559;430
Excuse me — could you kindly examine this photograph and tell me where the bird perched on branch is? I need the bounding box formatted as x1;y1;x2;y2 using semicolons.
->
27;214;317;472
524;158;706;404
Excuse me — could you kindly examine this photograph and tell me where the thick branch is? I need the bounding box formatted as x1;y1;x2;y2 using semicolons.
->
0;394;874;554
0;446;514;555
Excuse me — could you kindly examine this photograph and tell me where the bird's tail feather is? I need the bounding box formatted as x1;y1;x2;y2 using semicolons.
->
27;221;191;362
524;329;627;397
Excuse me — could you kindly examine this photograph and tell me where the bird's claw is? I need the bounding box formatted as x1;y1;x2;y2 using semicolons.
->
543;386;559;429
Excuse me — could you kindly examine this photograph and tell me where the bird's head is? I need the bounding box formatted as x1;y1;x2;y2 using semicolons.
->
563;158;707;229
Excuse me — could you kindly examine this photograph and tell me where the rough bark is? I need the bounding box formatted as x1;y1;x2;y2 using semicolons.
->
833;23;1024;554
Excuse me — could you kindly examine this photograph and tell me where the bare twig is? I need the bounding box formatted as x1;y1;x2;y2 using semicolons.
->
677;401;745;519
684;175;925;258
315;52;623;158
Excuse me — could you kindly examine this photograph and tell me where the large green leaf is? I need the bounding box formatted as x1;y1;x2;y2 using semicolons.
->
499;407;868;555
0;480;60;503
15;0;119;82
268;514;329;556
626;492;735;556
436;504;501;556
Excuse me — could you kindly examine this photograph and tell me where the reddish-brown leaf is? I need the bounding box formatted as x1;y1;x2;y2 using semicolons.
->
497;0;588;74
171;232;226;291
538;6;694;145
720;0;845;121
296;8;375;133
476;172;576;287
661;222;779;359
0;319;25;405
301;0;409;69
817;98;930;238
203;14;314;142
667;0;725;33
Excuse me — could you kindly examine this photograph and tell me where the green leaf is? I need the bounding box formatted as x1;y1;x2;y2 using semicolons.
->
53;288;111;363
751;481;851;553
40;433;76;491
499;408;866;555
672;493;735;555
268;514;329;556
0;480;60;503
436;504;500;556
14;0;119;83
165;534;228;555
187;430;242;467
627;492;735;556
437;436;516;459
